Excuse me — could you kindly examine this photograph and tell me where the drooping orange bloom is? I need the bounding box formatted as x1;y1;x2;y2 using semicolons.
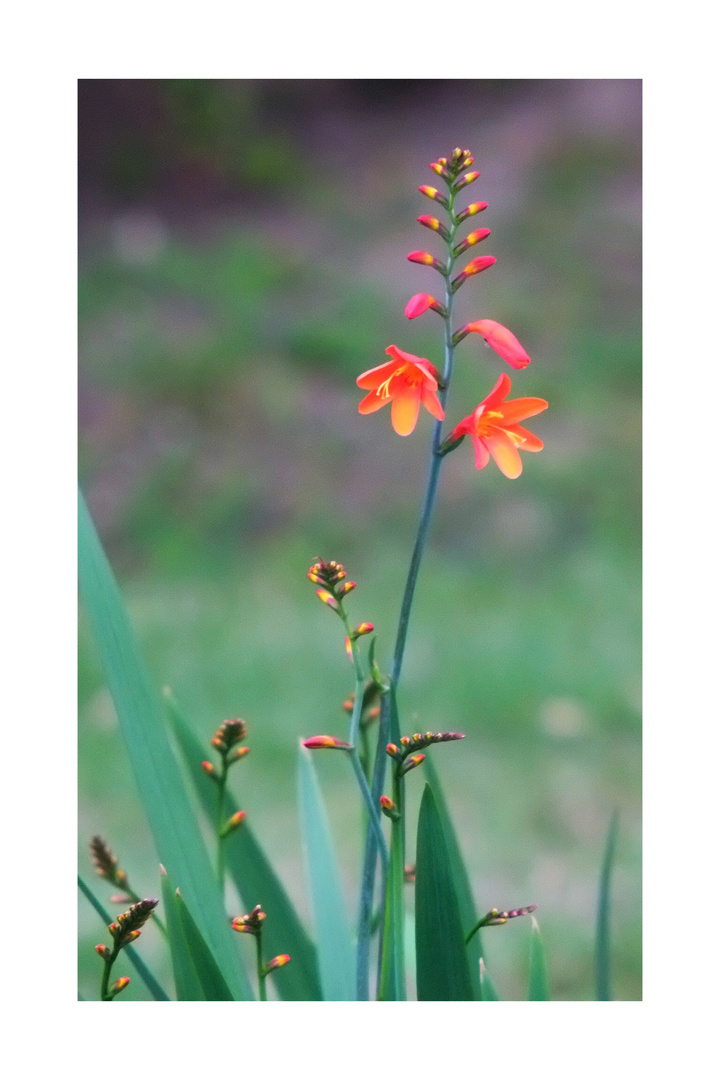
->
357;345;445;436
451;372;548;478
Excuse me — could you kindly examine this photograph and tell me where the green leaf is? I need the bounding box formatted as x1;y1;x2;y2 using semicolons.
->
160;869;203;1000
528;916;550;1000
415;783;474;1000
424;756;482;1000
596;809;620;1000
478;957;501;1001
164;689;322;1000
78;875;170;1001
160;867;235;1000
78;490;252;1000
378;808;405;1001
297;748;355;1000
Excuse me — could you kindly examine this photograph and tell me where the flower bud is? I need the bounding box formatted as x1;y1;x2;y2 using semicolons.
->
404;292;446;320
201;760;217;779
417;215;450;242
110;976;130;997
454;171;480;190
455;318;531;369
453;228;491;257
95;944;111;960
337;581;356;597
429;161;451;180
379;795;399;820
400;753;426;775
385;743;402;759
302;736;353;750
455;201;488;224
228;746;250;763
418;185;449;209
407;251;446;274
265;954;291;972
355;622;374;636
220;810;246;837
451;256;496;290
316;588;340;612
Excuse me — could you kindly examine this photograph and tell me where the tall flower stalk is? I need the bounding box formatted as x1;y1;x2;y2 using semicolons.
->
355;147;547;999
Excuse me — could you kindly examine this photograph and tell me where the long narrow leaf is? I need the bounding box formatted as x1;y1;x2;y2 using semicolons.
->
297;748;355;1000
160;869;203;1000
596;808;620;1000
528;916;550;1000
164;689;322;1000
378;810;405;1000
478;957;501;1001
415;783;473;1000
78;491;252;1000
78;875;170;1001
424;756;482;1000
175;890;236;1001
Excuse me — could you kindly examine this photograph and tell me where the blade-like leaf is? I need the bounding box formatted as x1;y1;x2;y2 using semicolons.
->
596;808;620;1000
164;689;322;1000
297;748;355;1000
415;783;473;1000
424;756;482;1000
160;869;203;1000
478;957;501;1001
528;916;550;1000
174;889;236;1001
78;491;252;1000
378;807;405;1000
78;875;170;1001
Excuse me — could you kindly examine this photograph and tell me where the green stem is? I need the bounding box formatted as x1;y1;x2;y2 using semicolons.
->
99;943;120;1001
357;178;460;999
378;766;405;1000
216;759;228;885
256;932;267;1001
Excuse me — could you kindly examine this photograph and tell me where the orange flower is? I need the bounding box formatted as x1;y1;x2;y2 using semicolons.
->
357;345;445;436
451;373;548;479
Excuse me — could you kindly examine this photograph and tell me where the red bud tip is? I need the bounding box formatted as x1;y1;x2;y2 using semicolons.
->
418;185;449;209
407;250;436;266
316;588;340;611
386;743;402;758
337;581;356;597
201;760;216;777
355;622;374;635
344;636;354;661
452;256;496;289
401;753;426;775
456;201;488;224
302;736;353;750
405;293;435;319
266;954;291;972
454;171;480;190
229;746;250;762
417;214;441;232
111;977;130;995
95;944;110;959
454;228;491;256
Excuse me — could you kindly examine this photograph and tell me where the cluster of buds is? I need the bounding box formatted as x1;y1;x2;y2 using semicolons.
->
481;904;537;927
231;904;266;936
90;835;132;901
308;559;354;612
384;730;465;779
106;898;159;949
202;717;249;782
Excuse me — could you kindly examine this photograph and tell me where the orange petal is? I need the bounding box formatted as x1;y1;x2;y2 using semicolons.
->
485;429;523;478
466;319;531;369
471;434;491;470
421;386;445;421
478;373;512;414
508;424;544;452
391;390;421;436
358;389;388;414
385;344;425;366
499;397;549;425
405;293;435;319
357;360;399;390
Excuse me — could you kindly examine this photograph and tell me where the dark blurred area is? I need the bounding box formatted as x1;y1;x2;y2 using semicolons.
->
78;79;641;1000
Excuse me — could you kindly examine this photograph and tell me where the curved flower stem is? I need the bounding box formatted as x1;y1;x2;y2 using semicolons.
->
357;181;461;999
256;932;267;1001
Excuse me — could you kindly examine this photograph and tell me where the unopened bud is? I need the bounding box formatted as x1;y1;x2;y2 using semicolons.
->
407;250;446;274
265;954;291;973
316;588;340;612
400;753;426;775
454;170;480;190
417;215;450;242
453;228;491;257
429;161;451;181
228;746;250;764
418;185;449;209
336;581;356;597
386;743;402;759
404;292;446;320
379;795;399;821
220;810;246;837
302;736;353;750
355;622;374;636
110;976;130;997
201;760;216;778
451;256;496;290
95;944;111;960
455;201;488;224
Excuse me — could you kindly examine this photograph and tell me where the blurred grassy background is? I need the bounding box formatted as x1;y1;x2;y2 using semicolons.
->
78;79;641;1000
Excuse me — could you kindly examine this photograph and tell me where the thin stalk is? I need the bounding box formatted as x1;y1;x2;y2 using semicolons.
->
256;933;267;1001
99;942;120;1001
216;759;228;884
357;179;461;999
378;766;406;1000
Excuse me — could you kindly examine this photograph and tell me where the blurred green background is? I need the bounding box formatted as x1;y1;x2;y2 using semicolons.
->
78;79;641;1000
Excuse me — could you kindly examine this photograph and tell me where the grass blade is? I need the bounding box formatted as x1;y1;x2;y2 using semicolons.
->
423;756;482;1000
378;805;405;1000
596;808;620;1000
164;689;322;1000
479;957;501;1001
297;747;355;1000
160;868;203;1000
78;490;252;1000
528;915;550;1000
78;875;170;1001
415;783;473;1000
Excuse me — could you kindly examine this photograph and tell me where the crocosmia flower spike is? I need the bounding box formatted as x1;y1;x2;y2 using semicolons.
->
450;373;547;479
357;345;445;436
